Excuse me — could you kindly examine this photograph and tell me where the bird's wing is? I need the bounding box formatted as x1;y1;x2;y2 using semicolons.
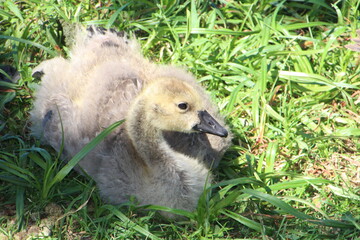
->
93;76;143;131
30;56;144;158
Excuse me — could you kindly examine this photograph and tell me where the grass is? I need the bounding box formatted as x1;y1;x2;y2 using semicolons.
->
1;0;360;239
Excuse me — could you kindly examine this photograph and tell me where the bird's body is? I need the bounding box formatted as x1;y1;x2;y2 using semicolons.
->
30;27;231;217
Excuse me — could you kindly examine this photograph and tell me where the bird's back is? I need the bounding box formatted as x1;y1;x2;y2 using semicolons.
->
30;27;145;158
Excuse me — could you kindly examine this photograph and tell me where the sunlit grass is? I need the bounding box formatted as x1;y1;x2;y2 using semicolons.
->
1;0;359;239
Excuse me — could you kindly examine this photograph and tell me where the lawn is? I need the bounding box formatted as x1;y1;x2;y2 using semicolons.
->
0;0;360;239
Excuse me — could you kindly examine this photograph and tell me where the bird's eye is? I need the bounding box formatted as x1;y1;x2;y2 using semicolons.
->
178;102;188;110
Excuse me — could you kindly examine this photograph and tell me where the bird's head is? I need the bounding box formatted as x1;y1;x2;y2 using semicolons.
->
139;78;228;138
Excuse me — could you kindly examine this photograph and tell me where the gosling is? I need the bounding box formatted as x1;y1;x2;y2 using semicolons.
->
30;27;231;217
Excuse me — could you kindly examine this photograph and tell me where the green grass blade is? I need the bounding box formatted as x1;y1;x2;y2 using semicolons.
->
0;175;30;187
221;209;272;233
102;205;160;240
225;84;242;115
242;188;314;220
0;160;35;184
264;141;278;173
211;189;243;213
283;196;330;219
281;22;332;31
144;205;194;219
243;189;356;228
105;2;130;28
332;128;360;137
268;178;332;191
0;35;57;56
211;177;269;190
328;185;360;201
4;0;23;20
190;0;199;29
0;92;16;112
28;152;47;169
15;186;25;230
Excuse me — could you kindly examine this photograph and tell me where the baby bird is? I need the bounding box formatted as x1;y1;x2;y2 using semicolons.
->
30;27;231;217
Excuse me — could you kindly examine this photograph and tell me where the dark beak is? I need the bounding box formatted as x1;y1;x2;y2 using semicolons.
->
192;110;228;137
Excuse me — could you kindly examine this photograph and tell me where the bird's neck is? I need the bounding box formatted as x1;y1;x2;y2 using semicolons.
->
126;101;172;166
126;100;211;210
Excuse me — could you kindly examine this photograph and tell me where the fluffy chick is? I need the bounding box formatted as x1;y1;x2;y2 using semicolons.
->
30;26;231;218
